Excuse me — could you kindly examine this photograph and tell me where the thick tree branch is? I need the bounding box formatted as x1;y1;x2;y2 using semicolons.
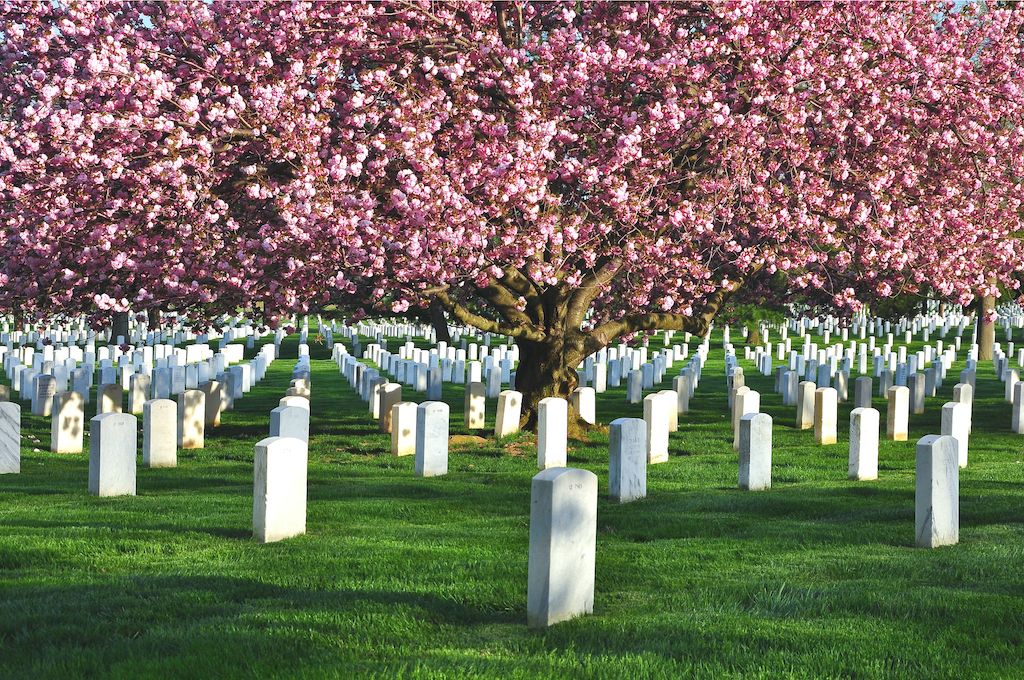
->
582;275;747;356
425;285;546;341
567;255;622;330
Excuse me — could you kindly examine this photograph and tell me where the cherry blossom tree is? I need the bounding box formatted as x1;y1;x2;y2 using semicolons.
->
2;1;1023;429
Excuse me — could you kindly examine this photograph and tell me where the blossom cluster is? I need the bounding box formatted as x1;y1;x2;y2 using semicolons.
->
1;1;1022;330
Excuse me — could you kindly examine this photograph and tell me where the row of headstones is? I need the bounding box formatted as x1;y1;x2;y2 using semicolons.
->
268;358;314;444
12;345;271;422
727;348;975;479
340;341;708;481
4;339;254;413
526;421;969;629
341;346;515;397
771;306;974;341
623;344;708;404
738;329;969;383
0;342;277;474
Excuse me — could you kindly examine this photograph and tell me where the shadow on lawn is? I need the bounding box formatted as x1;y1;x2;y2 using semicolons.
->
0;574;522;677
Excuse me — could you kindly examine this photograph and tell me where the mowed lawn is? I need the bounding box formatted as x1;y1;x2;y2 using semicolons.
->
1;328;1023;679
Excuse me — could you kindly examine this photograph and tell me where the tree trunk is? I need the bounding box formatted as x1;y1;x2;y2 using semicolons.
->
429;297;452;344
111;311;130;345
514;335;595;438
979;295;995;361
746;325;760;346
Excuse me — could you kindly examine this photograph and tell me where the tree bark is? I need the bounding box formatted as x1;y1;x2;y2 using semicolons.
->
979;295;995;361
429;296;452;344
746;325;761;346
514;334;595;438
111;311;130;345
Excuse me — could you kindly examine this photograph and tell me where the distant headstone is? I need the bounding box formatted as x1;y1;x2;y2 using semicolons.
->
537;397;568;470
849;407;879;481
391;402;418;456
626;369;643;404
941;401;970;469
128;373;151;415
50;391;85;454
673;374;691;415
270;405;309;444
143;399;177;468
643;392;670;464
378;383;403;433
31;374;57;417
738;413;772;491
854;376;872;409
495;390;523;438
886;385;910;441
177;389;205;449
814;387;838;445
98;383;122;414
952;382;973;435
907;373;925;415
608;418;646;504
464;382;486;430
571;387;595;425
732;388;759;452
795;381;815;430
199;380;222;427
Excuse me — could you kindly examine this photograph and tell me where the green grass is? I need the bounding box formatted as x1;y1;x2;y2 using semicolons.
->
1;328;1023;679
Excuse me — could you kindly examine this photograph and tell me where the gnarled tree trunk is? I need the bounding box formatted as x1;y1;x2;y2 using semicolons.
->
513;334;590;438
427;265;746;436
111;311;130;345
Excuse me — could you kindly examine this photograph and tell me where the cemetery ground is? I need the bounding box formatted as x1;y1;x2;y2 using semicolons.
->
1;330;1023;679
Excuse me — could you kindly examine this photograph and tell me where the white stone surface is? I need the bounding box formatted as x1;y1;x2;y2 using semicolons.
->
739;412;772;491
527;467;597;629
270;404;309;444
537;397;568;470
177;389;206;449
848;407;879;481
51;391;84;454
391;402;418;456
814;387;838;445
495;390;523;437
415;401;449;477
0;402;20;474
88;412;137;496
609;417;646;504
143;399;177;468
915;434;959;549
253;436;308;543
